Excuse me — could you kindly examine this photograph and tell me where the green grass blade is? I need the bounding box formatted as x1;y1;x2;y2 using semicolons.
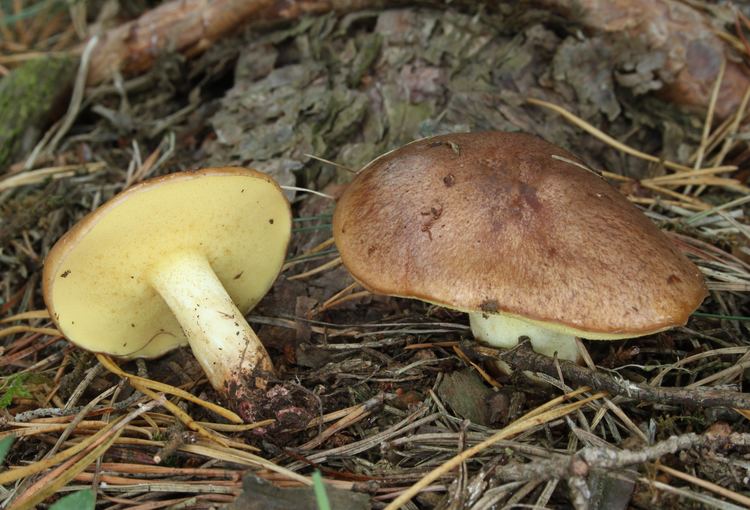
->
692;312;750;322
0;434;14;465
49;489;95;510
312;470;331;510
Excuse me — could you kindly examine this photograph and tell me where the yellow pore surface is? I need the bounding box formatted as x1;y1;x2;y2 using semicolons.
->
44;170;291;358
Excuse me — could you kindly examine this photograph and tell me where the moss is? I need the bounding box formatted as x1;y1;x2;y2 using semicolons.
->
0;55;76;170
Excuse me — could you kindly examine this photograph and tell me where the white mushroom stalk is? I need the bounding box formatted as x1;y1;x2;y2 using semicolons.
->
469;312;579;362
149;251;273;392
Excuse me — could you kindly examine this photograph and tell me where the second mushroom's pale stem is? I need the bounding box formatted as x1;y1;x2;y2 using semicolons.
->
469;312;580;362
148;251;274;394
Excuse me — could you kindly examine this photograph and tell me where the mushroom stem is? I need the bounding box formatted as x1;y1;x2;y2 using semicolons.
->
469;312;580;362
148;251;274;395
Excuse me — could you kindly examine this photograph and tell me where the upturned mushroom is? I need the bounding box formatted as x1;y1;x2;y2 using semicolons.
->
43;167;291;416
333;132;708;362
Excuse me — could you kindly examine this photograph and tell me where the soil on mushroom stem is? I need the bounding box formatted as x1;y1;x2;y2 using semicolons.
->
224;374;317;434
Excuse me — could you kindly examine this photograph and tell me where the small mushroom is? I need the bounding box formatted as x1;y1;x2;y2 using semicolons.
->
43;168;291;416
333;132;708;362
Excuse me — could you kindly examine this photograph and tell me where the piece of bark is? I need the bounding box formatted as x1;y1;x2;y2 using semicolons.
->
537;0;750;120
0;56;76;170
88;0;747;119
87;0;273;84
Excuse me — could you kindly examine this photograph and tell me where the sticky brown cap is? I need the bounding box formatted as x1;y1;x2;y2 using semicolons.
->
333;132;707;338
43;167;291;358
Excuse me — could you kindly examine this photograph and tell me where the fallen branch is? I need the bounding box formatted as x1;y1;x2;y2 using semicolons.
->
493;428;750;483
11;391;145;423
471;342;750;410
86;0;382;85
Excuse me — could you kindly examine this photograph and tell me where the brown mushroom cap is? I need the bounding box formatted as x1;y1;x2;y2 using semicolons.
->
333;132;707;338
43;167;291;359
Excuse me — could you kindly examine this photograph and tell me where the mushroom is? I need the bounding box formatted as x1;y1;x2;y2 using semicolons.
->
43;167;291;415
333;132;707;362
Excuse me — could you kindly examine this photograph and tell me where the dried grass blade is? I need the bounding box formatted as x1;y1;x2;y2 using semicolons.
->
518;386;592;420
1;309;51;322
0;419;122;485
300;398;378;451
288;257;343;281
643;165;737;184
1;421;154;440
656;463;750;507
9;430;121;510
709;85;750;167
453;346;501;388
198;418;275;432
692;58;725;173
639;182;709;207
0;325;60;338
688;57;725;196
628;197;707;211
96;354;242;424
5;396;163;508
653;178;749;194
384;391;606;509
133;383;229;447
526;98;693;173
0;162;105;191
319;282;360;311
182;443;311;485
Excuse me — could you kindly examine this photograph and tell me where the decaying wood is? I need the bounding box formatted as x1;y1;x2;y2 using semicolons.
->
538;0;750;120
86;0;747;121
86;0;386;85
87;0;274;84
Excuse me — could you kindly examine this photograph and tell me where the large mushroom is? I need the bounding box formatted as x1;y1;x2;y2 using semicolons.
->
43;167;291;418
333;132;708;362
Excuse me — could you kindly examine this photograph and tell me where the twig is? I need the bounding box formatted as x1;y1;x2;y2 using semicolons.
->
383;389;605;509
7;395;166;509
153;402;191;464
63;362;103;410
655;463;750;508
12;391;145;422
47;386;117;458
299;394;384;450
641;477;747;510
492;430;750;483
473;342;750;410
